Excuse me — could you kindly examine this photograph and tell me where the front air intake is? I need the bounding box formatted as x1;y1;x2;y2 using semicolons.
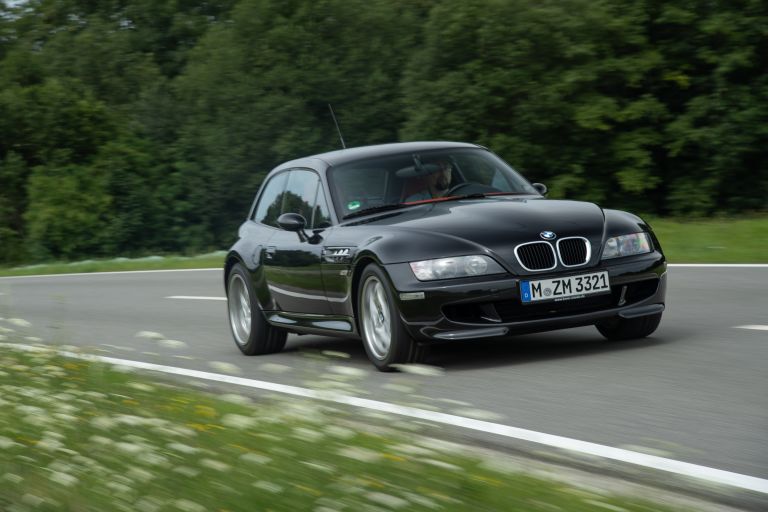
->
557;237;590;267
515;242;556;271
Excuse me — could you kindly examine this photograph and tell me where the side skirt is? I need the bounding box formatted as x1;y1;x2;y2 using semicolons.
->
265;312;360;339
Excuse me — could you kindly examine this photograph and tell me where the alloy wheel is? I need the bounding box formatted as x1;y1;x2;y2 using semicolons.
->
228;273;252;346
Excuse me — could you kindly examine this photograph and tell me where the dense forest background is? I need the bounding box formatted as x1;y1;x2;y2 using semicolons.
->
0;0;765;264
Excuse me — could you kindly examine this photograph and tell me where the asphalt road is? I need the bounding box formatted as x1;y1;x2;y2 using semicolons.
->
1;267;766;485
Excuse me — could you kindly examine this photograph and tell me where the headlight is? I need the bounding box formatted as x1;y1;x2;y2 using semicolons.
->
601;232;652;259
409;255;505;281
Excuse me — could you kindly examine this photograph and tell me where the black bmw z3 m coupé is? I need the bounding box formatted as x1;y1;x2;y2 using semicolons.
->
225;142;666;370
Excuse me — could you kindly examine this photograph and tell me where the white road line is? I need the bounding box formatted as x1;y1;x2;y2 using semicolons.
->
166;296;226;301
668;264;768;268
3;342;767;495
0;268;221;280
735;325;768;331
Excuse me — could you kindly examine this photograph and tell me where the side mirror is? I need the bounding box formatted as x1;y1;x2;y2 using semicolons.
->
277;213;306;232
532;183;548;196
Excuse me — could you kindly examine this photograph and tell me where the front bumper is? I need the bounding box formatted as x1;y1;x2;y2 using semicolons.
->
384;251;667;342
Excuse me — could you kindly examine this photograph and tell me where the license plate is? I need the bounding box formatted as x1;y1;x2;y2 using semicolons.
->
521;271;610;303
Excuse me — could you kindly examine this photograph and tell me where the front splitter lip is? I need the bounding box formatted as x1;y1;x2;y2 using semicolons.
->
417;300;665;341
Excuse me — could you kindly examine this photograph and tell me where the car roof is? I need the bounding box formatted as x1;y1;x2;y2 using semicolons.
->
272;141;483;172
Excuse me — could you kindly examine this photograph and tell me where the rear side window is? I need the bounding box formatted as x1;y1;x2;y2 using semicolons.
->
253;172;289;227
254;169;331;229
282;169;319;225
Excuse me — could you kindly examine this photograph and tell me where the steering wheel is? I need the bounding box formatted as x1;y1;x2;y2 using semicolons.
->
445;182;474;196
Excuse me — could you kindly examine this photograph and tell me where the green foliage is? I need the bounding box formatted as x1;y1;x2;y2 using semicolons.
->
0;0;765;264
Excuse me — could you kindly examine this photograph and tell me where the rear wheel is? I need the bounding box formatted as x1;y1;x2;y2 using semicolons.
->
596;312;662;341
227;263;286;355
358;264;427;371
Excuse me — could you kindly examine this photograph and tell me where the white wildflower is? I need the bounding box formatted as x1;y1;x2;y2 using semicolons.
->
24;336;42;342
425;459;461;471
36;438;65;451
0;334;6;341
293;427;324;442
301;461;334;473
48;471;78;487
583;501;629;512
6;318;31;328
221;414;257;429
2;473;23;484
107;481;133;495
240;452;271;465
403;493;440;510
159;339;187;349
134;497;163;512
127;383;155;392
323;425;355;439
172;466;200;478
327;365;368;377
253;480;283;493
208;361;242;374
219;394;252;405
166;442;200;455
21;494;46;507
200;459;230;472
366;492;410;509
0;436;21;449
89;435;112;446
127;467;154;483
135;331;165;340
137;452;169;467
258;363;293;373
0;326;13;333
172;499;207;512
337;446;381;463
390;364;444;376
115;442;144;455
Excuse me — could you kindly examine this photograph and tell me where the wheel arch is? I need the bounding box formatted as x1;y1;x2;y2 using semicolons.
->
224;251;245;292
350;252;384;333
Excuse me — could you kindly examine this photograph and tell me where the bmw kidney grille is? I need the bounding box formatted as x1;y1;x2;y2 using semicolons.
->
515;238;590;270
514;241;557;271
556;237;590;267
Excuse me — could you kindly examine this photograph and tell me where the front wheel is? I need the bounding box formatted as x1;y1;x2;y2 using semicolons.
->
227;263;286;355
596;312;662;341
358;264;427;371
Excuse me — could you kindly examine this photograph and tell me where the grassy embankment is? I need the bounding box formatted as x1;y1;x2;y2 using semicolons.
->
0;340;686;512
0;217;764;277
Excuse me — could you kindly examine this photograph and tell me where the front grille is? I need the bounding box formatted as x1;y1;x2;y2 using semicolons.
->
515;242;556;271
557;237;590;266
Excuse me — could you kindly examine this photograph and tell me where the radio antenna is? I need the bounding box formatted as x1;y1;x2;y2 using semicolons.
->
328;103;347;149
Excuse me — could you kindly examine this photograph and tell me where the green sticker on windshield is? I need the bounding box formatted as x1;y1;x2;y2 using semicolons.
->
347;200;361;210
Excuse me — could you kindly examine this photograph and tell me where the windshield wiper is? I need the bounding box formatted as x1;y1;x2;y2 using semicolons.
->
342;203;409;220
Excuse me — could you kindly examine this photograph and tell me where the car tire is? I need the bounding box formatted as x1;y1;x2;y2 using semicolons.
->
227;263;287;355
595;312;662;341
358;264;427;371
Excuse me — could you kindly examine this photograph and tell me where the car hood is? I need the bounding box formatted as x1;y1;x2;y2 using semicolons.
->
344;197;607;269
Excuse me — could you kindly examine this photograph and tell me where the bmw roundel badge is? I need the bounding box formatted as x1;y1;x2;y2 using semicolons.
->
540;231;556;240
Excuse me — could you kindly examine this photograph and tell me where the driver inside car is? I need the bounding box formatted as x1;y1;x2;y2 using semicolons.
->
402;159;454;202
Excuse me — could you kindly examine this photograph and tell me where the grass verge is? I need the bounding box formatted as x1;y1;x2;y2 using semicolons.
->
0;252;226;277
648;216;767;263
0;342;685;512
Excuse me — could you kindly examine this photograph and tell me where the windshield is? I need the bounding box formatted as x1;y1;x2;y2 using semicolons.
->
327;148;539;219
